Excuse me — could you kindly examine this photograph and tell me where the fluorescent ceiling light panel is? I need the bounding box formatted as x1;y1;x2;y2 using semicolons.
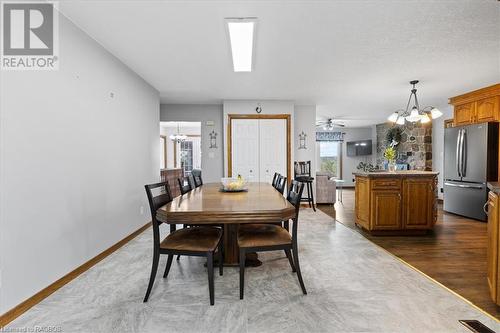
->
227;19;255;72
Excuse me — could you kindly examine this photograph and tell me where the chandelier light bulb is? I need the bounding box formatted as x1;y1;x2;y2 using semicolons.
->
396;116;405;125
388;112;399;122
430;107;443;119
420;113;431;123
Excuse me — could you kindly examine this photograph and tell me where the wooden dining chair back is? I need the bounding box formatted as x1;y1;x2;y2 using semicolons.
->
192;169;203;187
272;172;280;188
293;161;315;211
237;179;307;300
178;177;192;195
294;161;311;178
143;181;223;305
145;181;173;229
194;175;203;187
275;175;287;194
288;180;305;215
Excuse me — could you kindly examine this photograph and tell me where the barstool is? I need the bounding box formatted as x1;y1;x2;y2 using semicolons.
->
294;161;315;211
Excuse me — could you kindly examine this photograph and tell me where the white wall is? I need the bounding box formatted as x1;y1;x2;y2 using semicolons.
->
223;100;295;178
432;105;454;199
160;104;223;182
294;105;317;199
0;14;159;313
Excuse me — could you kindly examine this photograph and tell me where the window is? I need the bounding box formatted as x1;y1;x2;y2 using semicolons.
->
317;141;342;178
175;136;201;177
180;141;193;176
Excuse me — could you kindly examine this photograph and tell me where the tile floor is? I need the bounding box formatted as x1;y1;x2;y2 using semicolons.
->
7;209;500;332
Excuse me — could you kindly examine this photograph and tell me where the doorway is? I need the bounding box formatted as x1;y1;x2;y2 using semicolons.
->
160;121;201;177
227;114;291;183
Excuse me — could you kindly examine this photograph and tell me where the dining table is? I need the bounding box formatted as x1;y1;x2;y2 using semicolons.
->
156;182;295;266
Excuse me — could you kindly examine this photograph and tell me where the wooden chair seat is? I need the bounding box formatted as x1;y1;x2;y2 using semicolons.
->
238;224;291;248
161;227;222;252
295;175;314;182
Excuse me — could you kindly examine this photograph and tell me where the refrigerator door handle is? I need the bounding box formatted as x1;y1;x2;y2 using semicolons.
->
444;182;483;190
461;129;467;177
456;129;462;177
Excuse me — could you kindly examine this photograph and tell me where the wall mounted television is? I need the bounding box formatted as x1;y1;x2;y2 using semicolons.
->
346;140;372;156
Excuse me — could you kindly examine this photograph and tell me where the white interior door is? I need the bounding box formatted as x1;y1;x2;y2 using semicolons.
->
259;119;287;183
231;119;259;181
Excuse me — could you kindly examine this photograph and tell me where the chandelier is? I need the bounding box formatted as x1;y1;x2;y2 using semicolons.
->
169;124;187;143
388;80;443;125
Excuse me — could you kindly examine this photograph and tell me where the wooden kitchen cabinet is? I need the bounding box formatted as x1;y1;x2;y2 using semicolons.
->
450;84;500;126
370;190;401;230
355;176;370;229
476;96;500;123
454;102;476;125
487;189;499;304
354;172;438;235
402;178;435;229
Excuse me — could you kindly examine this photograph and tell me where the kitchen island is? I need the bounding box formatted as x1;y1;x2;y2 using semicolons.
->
354;171;438;235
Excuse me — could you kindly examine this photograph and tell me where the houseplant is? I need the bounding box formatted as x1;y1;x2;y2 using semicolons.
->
384;147;397;172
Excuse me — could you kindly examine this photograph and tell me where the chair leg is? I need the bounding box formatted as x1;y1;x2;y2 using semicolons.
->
239;249;246;300
284;249;296;272
306;182;312;208
218;240;223;276
309;182;316;212
207;252;214;306
176;225;186;261
143;249;159;302
292;242;307;295
163;254;173;278
284;220;289;231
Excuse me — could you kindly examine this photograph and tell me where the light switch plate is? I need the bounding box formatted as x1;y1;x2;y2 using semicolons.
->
206;120;215;126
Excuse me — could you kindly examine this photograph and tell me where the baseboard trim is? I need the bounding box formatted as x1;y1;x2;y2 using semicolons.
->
0;222;151;328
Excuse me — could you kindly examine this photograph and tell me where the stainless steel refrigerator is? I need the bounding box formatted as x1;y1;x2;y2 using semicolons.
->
443;122;498;221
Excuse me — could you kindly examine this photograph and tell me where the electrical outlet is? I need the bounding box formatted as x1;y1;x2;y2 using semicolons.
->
140;206;144;215
440;187;444;193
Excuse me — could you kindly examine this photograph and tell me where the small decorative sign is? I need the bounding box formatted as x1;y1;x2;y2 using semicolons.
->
298;131;307;149
209;130;217;148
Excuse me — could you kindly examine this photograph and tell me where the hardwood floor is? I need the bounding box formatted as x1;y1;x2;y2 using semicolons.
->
318;188;500;320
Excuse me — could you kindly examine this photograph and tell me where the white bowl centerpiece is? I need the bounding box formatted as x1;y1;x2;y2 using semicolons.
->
221;175;248;192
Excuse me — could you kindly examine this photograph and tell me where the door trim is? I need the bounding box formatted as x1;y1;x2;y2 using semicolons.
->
227;114;291;183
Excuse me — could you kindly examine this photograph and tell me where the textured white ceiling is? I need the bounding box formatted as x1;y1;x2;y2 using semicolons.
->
59;0;500;127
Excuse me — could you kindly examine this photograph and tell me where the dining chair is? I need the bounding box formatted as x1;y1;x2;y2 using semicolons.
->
294;161;316;211
176;176;193;261
272;172;280;188
275;174;287;194
144;181;223;305
192;169;203;187
178;177;192;195
237;180;307;299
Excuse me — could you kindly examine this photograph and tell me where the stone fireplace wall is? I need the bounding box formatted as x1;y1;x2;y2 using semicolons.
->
376;122;432;170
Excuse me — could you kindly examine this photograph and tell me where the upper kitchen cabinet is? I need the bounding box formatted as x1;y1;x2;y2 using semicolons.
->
450;84;500;126
454;102;476;125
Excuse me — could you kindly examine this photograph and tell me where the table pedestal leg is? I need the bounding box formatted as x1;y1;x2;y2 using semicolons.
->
222;224;262;267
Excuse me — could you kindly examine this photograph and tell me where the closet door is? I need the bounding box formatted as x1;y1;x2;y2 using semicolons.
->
231;119;259;181
259;119;286;183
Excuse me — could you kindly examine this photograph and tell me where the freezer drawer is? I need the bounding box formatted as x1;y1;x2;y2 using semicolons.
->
443;181;488;221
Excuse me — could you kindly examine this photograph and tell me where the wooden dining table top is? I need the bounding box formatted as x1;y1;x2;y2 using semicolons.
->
157;182;295;224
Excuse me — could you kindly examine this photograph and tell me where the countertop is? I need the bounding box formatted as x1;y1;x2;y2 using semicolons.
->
353;170;439;178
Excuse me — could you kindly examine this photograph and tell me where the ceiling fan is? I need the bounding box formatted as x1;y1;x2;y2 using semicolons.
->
316;118;346;130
